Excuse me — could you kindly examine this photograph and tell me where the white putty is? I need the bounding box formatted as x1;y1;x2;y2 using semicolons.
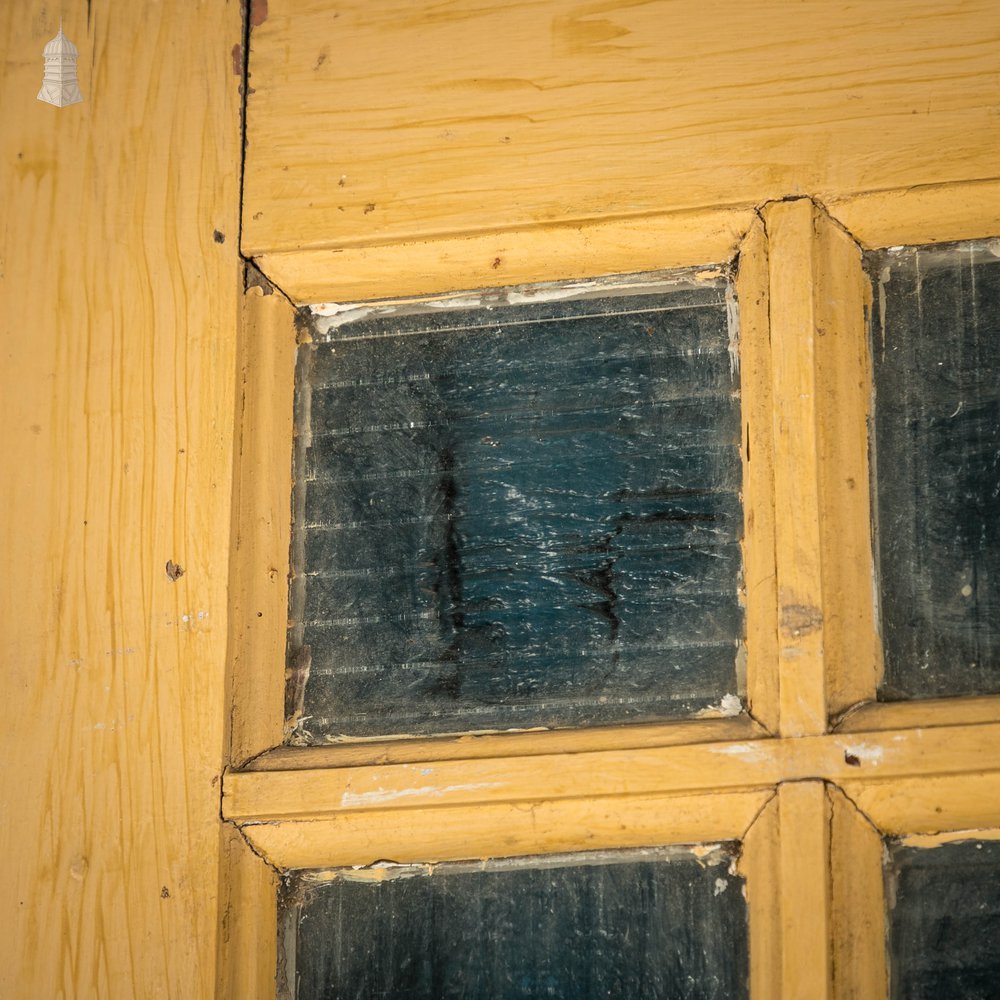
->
695;693;743;718
725;284;740;378
341;781;504;809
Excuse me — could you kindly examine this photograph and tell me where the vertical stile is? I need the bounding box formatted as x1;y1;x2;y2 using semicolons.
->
742;781;836;999
764;199;832;735
780;781;834;998
741;793;781;997
828;785;888;998
227;280;300;766
216;824;279;1000
759;199;880;736
737;217;781;734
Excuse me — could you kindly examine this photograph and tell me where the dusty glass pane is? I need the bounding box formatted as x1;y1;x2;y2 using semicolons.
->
287;273;744;738
281;846;748;1000
885;838;1000;999
869;241;1000;700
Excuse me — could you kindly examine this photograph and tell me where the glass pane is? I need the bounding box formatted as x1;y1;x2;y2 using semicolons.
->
885;837;1000;999
869;241;1000;699
287;274;744;738
282;846;748;1000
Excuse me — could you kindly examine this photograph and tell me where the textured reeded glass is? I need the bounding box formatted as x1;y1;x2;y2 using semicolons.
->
869;242;1000;699
287;276;744;738
885;838;1000;999
283;847;749;1000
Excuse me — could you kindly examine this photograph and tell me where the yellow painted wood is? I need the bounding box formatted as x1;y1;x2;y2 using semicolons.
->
0;2;242;996
217;824;279;1000
254;205;753;304
251;175;1000;305
762;198;880;735
828;784;888;999
736;216;780;734
224;722;1000;823
779;782;832;998
828;177;1000;250
739;794;781;998
227;281;300;766
238;790;772;870
248;715;761;770
898;828;1000;848
742;784;888;1000
766;199;830;734
836;695;1000;732
843;773;1000;835
244;0;1000;293
808;206;882;719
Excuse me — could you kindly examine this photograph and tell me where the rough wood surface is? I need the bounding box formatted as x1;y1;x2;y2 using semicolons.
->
244;0;1000;300
0;3;241;996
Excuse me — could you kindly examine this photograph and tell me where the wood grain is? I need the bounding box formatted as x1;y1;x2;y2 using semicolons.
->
243;0;1000;298
0;3;242;996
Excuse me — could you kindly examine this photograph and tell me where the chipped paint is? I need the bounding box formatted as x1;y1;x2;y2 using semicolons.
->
840;743;884;766
707;742;764;762
340;781;504;809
